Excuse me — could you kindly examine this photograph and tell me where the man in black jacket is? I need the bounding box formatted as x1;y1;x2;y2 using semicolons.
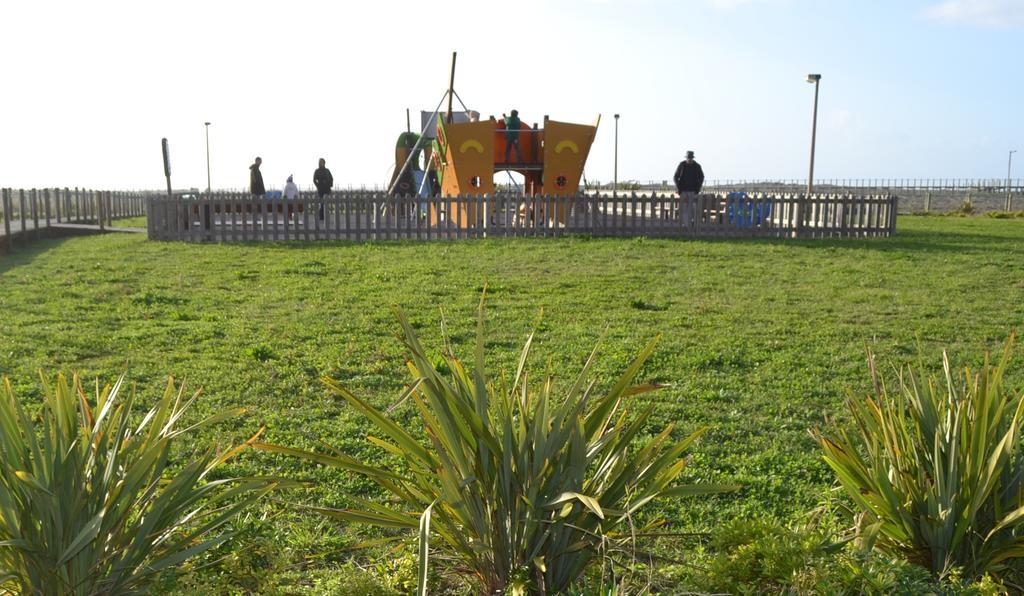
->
313;158;333;197
313;158;333;220
250;157;265;197
673;150;704;194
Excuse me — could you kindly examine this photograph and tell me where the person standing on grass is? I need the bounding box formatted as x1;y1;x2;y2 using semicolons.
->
673;150;704;223
503;109;523;163
673;150;704;195
313;158;333;220
250;157;266;197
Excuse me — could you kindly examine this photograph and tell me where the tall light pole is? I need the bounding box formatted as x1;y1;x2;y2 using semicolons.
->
204;122;212;194
613;114;620;196
806;74;821;195
1008;150;1017;211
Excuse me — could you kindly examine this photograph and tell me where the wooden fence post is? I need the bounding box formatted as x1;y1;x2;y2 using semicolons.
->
97;190;105;231
889;196;898;235
31;189;39;238
146;195;154;239
3;189;11;250
44;188;51;229
795;194;805;238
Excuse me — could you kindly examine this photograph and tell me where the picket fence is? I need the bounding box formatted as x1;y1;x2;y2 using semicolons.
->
146;191;897;243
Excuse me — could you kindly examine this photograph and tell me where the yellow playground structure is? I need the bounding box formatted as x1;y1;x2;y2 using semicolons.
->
388;53;600;227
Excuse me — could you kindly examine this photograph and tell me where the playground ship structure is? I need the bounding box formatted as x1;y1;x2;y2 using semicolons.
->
388;53;600;226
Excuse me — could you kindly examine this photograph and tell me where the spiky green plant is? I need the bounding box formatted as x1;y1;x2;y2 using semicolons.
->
0;373;283;595
257;301;736;594
817;336;1024;580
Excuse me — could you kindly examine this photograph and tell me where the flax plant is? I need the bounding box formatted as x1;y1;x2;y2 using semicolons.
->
258;301;735;594
0;373;282;595
817;337;1024;580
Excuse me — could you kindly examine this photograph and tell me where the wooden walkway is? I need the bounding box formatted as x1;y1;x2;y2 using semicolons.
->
2;187;147;251
0;220;141;237
1;220;145;253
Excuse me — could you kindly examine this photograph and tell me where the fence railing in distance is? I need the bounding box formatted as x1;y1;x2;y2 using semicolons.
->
592;179;1021;214
602;178;1023;193
146;191;896;243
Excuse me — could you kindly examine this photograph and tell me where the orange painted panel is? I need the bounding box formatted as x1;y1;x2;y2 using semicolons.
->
542;119;598;197
440;120;496;197
432;120;495;226
493;118;542;166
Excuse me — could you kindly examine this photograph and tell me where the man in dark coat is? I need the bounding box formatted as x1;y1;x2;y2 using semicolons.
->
313;158;333;197
313;158;333;220
250;157;265;197
673;150;704;194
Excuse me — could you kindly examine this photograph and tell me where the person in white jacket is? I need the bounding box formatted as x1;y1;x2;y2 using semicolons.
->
284;175;299;199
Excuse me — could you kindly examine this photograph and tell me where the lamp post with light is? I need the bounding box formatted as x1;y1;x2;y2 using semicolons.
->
614;114;620;197
806;74;821;195
204;122;212;194
1008;150;1017;211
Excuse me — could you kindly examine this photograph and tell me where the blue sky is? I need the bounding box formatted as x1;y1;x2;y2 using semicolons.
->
0;0;1021;189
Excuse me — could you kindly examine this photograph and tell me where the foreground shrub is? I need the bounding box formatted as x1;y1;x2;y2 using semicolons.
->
684;515;1002;595
695;517;839;593
986;210;1024;219
0;374;281;595
258;302;735;594
817;337;1024;581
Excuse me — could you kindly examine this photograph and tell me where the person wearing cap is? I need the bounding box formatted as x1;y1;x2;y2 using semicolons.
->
673;150;704;195
502;109;523;164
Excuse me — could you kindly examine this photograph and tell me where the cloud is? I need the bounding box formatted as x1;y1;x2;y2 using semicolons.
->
709;0;778;8
924;0;1024;28
823;110;864;136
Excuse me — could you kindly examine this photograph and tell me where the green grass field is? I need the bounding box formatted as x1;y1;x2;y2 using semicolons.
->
2;216;1023;592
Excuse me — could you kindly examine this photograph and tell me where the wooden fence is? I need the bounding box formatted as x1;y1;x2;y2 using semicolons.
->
1;188;147;250
147;191;896;243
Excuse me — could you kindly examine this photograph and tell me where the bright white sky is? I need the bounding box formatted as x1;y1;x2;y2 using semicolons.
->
1;0;1022;191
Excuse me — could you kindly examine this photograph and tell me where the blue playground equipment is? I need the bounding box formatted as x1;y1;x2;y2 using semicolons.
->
726;192;772;226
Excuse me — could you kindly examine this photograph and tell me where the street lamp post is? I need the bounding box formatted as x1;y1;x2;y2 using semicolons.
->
613;114;620;197
1008;150;1017;211
806;74;821;195
204;122;212;195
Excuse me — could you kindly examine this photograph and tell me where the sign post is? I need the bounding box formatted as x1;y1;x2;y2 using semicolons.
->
161;138;172;199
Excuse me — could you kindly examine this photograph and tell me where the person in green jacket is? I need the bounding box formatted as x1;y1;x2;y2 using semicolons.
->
503;110;523;163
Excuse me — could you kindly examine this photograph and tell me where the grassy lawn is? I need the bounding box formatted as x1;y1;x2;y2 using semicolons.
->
1;216;1023;591
110;215;147;228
